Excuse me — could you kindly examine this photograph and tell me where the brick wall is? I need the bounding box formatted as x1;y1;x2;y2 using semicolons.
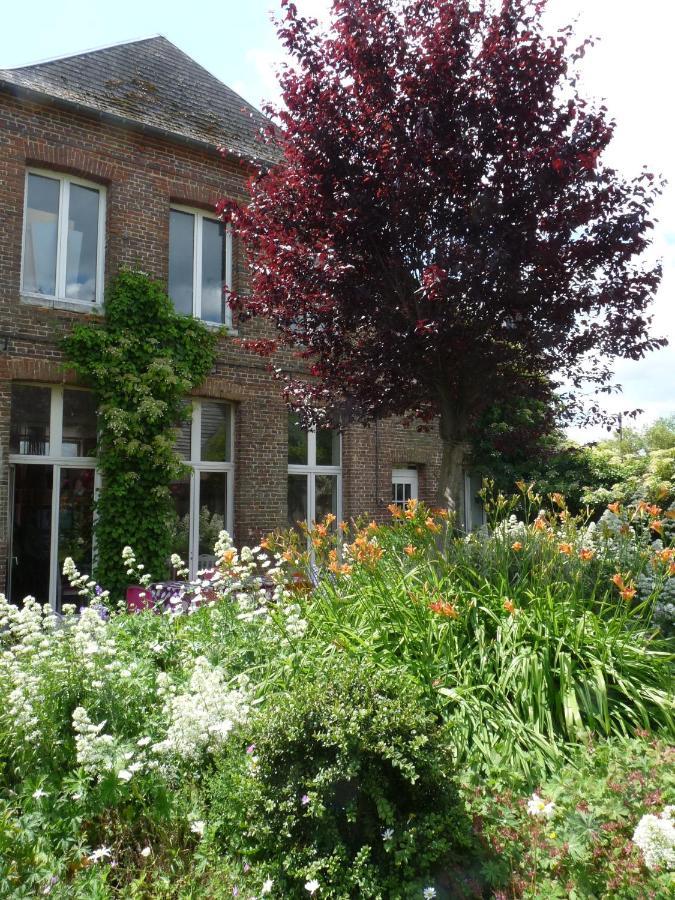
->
0;89;443;591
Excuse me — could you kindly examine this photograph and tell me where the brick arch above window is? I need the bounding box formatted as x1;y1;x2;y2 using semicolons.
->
22;141;120;185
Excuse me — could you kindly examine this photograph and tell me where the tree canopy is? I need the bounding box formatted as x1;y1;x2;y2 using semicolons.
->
221;0;664;509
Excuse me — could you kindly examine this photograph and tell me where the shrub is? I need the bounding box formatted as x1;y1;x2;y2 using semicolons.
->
212;654;470;898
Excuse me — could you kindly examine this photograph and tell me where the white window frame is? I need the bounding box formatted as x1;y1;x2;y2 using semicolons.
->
288;427;342;529
177;399;235;578
8;384;100;611
21;168;106;309
169;204;233;327
464;472;486;531
391;467;419;507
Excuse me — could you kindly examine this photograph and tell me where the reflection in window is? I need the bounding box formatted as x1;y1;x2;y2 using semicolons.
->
8;385;97;612
200;402;231;461
287;418;341;529
168;207;230;325
10;384;51;455
22;171;104;305
65;184;100;302
168;210;194;316
62;389;97;457
170;400;234;578
23;174;59;296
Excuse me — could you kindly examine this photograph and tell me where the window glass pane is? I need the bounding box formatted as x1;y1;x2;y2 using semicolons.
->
175;408;192;460
10;384;51;455
198;471;227;564
316;427;340;466
168;210;194;315
23;174;59;296
65;184;100;302
288;474;307;528
201;218;226;323
314;474;338;523
62;390;97;457
170;478;191;565
200;402;232;462
288;415;308;465
10;463;53;605
57;467;95;612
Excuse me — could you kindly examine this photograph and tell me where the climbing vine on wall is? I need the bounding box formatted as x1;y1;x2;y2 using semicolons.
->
62;271;218;597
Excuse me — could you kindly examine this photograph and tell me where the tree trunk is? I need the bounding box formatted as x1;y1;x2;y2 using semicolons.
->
437;396;470;527
438;438;470;526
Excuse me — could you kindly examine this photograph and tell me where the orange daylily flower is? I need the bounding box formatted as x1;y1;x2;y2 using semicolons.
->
388;503;403;519
511;541;523;551
612;573;637;602
429;599;459;618
579;548;595;561
664;510;675;520
221;548;237;566
404;544;417;557
503;598;516;614
534;517;547;531
425;516;442;533
324;513;336;526
608;502;621;515
551;492;566;508
558;543;573;555
651;521;664;536
339;520;349;532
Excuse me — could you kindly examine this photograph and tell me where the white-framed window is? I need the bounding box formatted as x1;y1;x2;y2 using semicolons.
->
287;414;342;529
171;399;235;577
21;169;106;307
168;205;232;326
464;472;486;531
391;467;419;507
8;384;99;612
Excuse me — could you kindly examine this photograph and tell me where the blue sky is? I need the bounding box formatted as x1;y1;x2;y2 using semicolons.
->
3;0;673;442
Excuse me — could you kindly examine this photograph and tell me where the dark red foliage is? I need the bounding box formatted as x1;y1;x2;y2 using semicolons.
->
220;0;664;448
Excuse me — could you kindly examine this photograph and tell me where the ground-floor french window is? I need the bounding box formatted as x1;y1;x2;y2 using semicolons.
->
287;414;342;528
171;399;234;578
8;384;98;611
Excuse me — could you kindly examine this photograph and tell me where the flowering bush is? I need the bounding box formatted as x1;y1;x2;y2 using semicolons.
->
0;489;672;897
208;654;470;898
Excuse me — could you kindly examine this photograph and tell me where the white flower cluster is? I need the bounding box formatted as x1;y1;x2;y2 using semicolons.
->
153;656;249;761
632;806;675;871
72;706;150;782
122;545;153;588
62;556;109;606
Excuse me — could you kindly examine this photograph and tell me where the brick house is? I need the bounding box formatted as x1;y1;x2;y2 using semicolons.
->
0;36;453;610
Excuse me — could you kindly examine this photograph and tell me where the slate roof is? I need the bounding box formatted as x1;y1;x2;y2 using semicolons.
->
0;36;275;165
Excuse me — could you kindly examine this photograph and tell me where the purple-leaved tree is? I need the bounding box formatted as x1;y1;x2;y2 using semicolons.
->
220;0;664;513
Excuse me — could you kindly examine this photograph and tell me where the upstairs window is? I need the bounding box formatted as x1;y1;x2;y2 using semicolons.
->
169;206;232;326
22;170;106;306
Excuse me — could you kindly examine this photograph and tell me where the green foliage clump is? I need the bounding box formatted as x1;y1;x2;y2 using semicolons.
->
62;271;217;596
463;736;675;898
295;498;674;780
215;655;469;898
